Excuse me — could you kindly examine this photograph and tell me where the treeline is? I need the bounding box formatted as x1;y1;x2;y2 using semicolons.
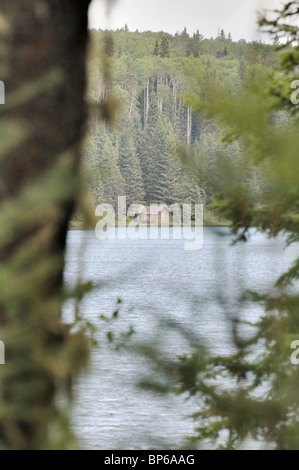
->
83;27;278;220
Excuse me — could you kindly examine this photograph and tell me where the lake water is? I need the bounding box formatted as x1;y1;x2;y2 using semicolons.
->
63;227;298;450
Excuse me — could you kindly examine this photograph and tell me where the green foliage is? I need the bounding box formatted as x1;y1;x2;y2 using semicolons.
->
85;28;278;217
171;1;299;449
154;39;160;56
118;122;145;205
160;35;171;58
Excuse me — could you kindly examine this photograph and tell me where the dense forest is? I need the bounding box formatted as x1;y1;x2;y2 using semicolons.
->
83;26;278;222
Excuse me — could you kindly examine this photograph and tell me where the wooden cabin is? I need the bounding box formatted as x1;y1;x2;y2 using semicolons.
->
133;206;171;224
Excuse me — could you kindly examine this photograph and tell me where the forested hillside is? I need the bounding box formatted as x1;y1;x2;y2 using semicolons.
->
84;27;278;221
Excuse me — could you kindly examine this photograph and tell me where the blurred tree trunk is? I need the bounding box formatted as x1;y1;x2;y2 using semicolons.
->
0;0;91;449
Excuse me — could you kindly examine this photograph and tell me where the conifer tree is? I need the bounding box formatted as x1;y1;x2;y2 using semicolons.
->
160;36;170;58
99;139;125;207
118;124;145;205
194;30;204;42
220;29;226;40
154;39;160;56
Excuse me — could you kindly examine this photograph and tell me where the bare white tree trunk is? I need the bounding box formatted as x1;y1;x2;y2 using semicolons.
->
145;77;150;127
187;105;192;147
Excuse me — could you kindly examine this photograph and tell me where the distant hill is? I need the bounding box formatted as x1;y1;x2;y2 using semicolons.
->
82;28;278;223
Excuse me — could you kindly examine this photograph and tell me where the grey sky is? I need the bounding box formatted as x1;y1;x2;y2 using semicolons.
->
88;0;284;42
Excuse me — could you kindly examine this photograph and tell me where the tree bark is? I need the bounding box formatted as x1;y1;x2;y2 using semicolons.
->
0;0;91;449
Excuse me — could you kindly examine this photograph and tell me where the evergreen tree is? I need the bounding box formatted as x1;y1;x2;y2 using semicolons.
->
181;27;189;38
154;39;160;56
218;28;226;41
160;35;170;58
118;124;145;205
194;30;204;41
99;138;125;207
138;95;175;202
138;95;160;201
238;57;246;83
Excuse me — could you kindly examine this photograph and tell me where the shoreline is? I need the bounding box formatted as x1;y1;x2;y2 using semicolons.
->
68;222;230;230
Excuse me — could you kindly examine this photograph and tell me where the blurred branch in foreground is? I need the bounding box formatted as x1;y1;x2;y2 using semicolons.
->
0;1;91;449
176;2;299;449
128;1;299;450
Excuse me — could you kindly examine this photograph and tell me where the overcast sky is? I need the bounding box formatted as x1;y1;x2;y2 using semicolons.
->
88;0;285;42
